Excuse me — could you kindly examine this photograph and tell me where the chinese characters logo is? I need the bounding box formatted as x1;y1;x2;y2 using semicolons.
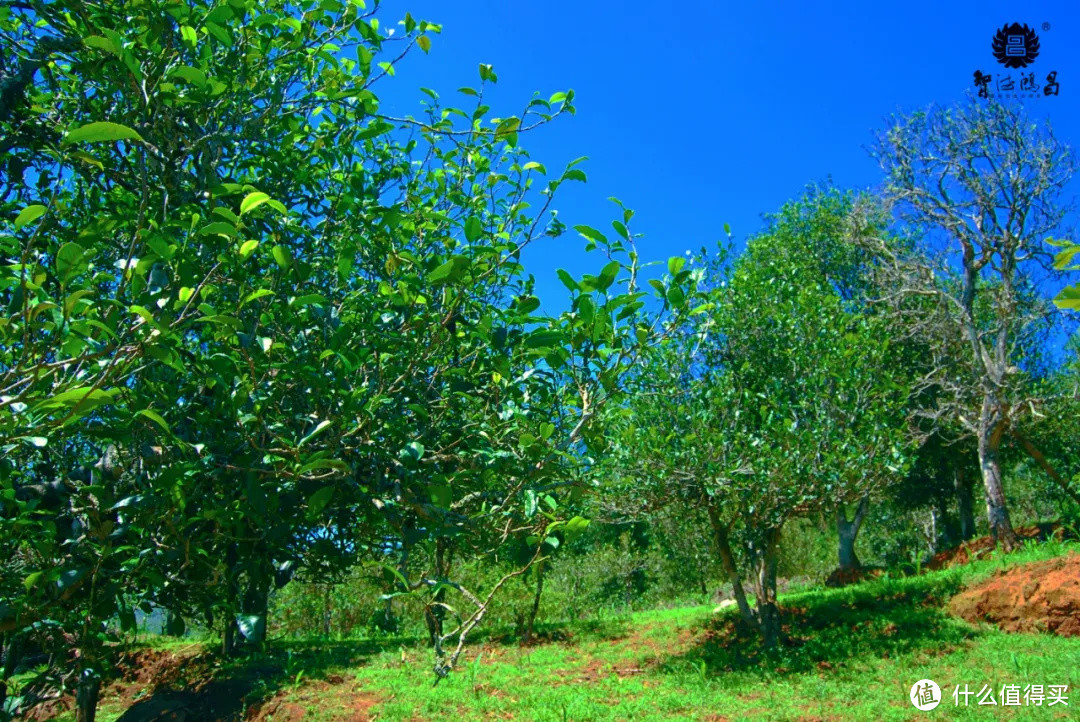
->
973;21;1059;99
992;23;1040;68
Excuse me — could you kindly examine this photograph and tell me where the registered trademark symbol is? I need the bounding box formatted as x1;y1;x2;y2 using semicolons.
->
1042;21;1051;31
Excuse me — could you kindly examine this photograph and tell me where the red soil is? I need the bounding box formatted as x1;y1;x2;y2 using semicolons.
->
948;552;1080;637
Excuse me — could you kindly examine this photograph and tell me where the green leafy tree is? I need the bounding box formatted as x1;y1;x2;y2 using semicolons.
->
0;1;694;717
606;194;910;647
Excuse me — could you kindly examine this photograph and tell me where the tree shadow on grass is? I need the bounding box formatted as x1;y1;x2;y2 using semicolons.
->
658;576;980;681
110;616;634;720
112;639;398;721
442;615;635;651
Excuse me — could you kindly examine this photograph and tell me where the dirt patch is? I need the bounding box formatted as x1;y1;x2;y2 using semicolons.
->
247;678;380;721
925;523;1066;571
823;566;886;588
949;552;1080;636
116;645;213;688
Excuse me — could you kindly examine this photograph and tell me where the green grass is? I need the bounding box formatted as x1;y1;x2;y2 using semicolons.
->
49;538;1080;721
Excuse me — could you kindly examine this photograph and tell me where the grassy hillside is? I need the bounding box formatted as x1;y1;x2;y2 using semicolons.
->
50;539;1080;722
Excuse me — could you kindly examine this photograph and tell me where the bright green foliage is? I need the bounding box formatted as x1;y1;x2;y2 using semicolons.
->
606;188;911;644
0;0;691;713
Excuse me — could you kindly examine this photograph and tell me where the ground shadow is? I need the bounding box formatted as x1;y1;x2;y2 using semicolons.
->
111;639;397;721
658;574;981;680
109;615;633;720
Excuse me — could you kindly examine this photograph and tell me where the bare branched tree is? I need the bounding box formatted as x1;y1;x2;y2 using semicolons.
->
851;98;1076;550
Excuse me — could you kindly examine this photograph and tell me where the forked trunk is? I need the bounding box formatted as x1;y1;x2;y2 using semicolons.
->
706;504;755;627
836;496;869;570
749;528;782;649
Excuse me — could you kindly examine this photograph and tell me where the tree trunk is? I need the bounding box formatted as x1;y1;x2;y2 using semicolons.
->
705;504;754;627
222;544;239;656
222;616;236;657
954;463;976;541
426;538;451;647
836;496;869;570
977;402;1019;550
322;585;332;638
524;561;545;643
238;573;270;650
932;495;953;553
748;527;782;649
74;669;100;722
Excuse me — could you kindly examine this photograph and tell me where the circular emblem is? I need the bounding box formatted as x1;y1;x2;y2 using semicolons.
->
909;679;942;711
992;23;1040;68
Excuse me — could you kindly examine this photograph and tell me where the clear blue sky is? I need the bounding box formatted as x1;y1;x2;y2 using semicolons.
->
376;1;1080;311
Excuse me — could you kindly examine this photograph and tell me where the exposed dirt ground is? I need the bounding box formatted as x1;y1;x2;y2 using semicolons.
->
948;552;1080;637
924;522;1067;571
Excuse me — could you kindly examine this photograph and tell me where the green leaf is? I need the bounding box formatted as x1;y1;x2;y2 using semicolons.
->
429;484;452;508
14;204;46;230
307;487;334;517
63;122;143;145
84;35;120;56
200;221;236;237
136;409;170;433
597;261;620;291
562;169;587;183
557;269;579;292
240;192;271;216
167;66;207;87
180;25;198;47
464;217;482;243
417;35;431;53
55;242;86;283
612;220;629;240
238;239;259;259
1053;245;1080;270
522;161;546;174
668;256;686;276
241;289;274;306
495;117;520;139
574;225;607;245
399;441;425;465
427;259;457;284
564;516;590;537
298;419;333;447
515;295;541;314
526;330;563;349
34;387;117;413
1054;284;1080;310
272;245;292;268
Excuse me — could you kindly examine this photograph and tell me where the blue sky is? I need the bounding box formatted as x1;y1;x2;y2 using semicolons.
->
375;1;1080;312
